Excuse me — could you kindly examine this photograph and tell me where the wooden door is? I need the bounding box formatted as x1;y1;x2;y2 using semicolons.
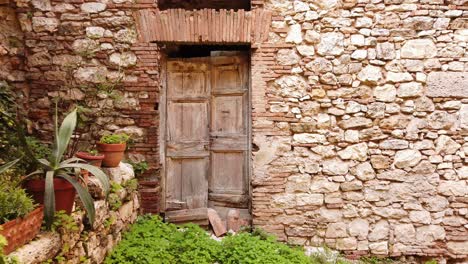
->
164;54;250;221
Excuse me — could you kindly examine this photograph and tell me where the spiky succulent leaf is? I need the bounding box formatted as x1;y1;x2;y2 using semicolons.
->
60;163;110;195
58;173;95;225
51;109;77;167
44;170;56;229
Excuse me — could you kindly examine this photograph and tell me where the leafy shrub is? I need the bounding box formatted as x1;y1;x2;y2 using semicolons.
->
0;181;35;224
127;161;149;177
100;134;130;144
106;216;324;264
123;179;138;194
108;193;122;211
219;232;311;264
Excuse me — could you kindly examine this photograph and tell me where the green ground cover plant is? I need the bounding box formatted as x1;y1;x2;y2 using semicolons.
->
106;216;332;264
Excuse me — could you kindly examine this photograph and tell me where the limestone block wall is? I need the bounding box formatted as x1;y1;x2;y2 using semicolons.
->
250;0;468;260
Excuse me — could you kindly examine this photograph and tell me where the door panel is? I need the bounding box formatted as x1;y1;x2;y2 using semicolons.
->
165;54;250;222
167;102;209;142
212;96;244;134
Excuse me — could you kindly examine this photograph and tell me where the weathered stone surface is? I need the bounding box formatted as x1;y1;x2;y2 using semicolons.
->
401;39;437;59
338;117;372;129
416;225;445;243
338;143;368;161
296;193;324;206
109;52;137;67
102;162;135;184
32;17;58;32
277;49;300;65
9;233;61;263
438;181;467;196
379;139;409;150
369;241;388;255
426;72;468;98
393;149;422;168
369;220;389;242
357;65;383;84
81;2;106;13
397;82;423;98
322;159;349;175
285;24;302;44
310;177;340;193
317;32;344;56
355;162;375;181
325;222;347;238
336;237;358;250
435;135;461;155
348;219;369;239
394;224;416;243
293;133;326;144
374;84;396;102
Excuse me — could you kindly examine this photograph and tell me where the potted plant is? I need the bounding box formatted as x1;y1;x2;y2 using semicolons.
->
75;149;105;167
97;133;130;168
0;160;43;254
22;109;110;229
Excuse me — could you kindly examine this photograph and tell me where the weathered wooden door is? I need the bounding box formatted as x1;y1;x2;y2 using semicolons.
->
164;54;250;221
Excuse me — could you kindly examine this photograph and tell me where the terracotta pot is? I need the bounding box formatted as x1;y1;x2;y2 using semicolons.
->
96;143;126;168
75;151;105;167
0;206;44;254
23;178;76;214
75;151;105;185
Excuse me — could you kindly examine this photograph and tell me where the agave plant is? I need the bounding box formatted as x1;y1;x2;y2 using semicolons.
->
25;108;110;229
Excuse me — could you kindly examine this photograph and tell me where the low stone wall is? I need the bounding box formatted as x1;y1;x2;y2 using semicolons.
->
8;163;140;264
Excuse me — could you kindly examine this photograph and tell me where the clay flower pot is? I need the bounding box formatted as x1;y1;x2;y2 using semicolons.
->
97;143;126;168
0;206;44;254
75;151;105;167
23;178;76;214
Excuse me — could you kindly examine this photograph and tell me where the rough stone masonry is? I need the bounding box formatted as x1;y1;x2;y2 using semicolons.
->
0;0;467;261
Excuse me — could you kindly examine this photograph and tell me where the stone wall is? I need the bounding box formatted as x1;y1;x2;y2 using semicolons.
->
250;0;468;261
9;163;140;263
3;0;468;261
0;0;28;103
12;0;161;179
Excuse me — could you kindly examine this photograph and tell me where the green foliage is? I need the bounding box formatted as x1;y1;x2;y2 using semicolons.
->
219;232;311;264
127;161;148;177
0;231;19;264
424;261;438;264
105;216;220;264
108;193;122;211
123;179;138;193
106;216;336;264
26;137;51;160
359;257;395;264
87;149;99;156
0;180;35;224
27;108;110;229
100;134;129;144
49;210;79;233
110;182;123;193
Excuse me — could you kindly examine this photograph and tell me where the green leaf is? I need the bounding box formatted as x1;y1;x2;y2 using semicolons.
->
57;173;95;226
62;157;85;164
60;163;110;195
44;170;55;229
51;109;77;167
0;157;21;174
37;158;51;168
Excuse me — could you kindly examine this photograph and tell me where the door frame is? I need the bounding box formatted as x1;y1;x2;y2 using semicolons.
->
159;51;252;214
